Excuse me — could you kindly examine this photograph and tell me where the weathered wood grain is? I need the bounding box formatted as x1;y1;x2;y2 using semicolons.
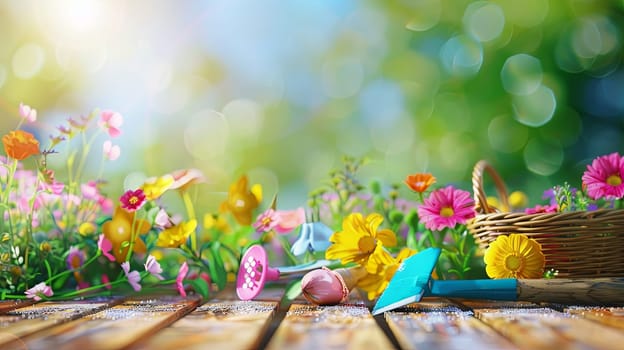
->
475;307;624;350
0;300;35;314
266;302;393;350
565;306;624;330
0;298;122;348
8;296;199;350
517;278;624;305
136;300;277;350
385;298;518;350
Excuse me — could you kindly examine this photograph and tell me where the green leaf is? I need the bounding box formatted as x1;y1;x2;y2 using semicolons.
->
284;279;302;301
189;278;210;300
120;241;130;248
207;242;227;291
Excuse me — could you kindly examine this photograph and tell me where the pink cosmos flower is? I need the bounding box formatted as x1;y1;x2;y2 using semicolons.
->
119;189;146;211
253;208;279;233
417;185;476;231
19;103;37;122
525;204;558;214
144;255;164;280
176;262;189;297
103;140;121;161
121;262;142;292
25;282;53;301
98;110;123;137
98;234;116;262
582;152;624;200
274;207;306;234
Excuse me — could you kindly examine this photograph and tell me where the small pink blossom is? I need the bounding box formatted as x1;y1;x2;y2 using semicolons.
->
103;140;121;161
25;282;53;301
418;186;476;231
274;207;306;234
81;181;99;200
144;255;164;280
582;152;624;200
101;274;112;290
154;208;180;229
169;168;206;192
253;208;278;233
176;262;189;297
121;262;142;292
66;246;85;270
525;204;558;214
119;189;146;212
98;234;116;262
19;103;37;122
98;110;123;138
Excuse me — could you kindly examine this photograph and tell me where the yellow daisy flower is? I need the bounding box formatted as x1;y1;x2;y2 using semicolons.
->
325;213;397;266
156;219;198;248
142;174;175;201
484;233;545;279
357;248;417;300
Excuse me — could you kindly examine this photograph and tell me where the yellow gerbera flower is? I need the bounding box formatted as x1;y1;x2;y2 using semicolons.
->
219;175;261;225
484;234;545;279
141;174;175;201
357;248;417;300
156;219;198;248
325;213;397;266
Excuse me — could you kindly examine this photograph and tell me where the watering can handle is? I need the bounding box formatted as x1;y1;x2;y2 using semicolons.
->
517;277;624;305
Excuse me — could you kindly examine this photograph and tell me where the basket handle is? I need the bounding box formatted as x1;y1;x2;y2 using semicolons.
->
472;160;510;214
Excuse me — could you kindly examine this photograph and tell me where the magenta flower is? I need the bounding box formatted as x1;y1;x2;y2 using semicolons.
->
582;152;624;200
103;140;121;161
253;208;278;233
144;255;164;280
417;186;476;231
119;189;146;212
274;207;306;234
176;262;189;297
98;234;116;262
25;282;53;301
19;103;37;123
525;204;558;214
101;274;112;290
121;262;142;292
98;110;123;137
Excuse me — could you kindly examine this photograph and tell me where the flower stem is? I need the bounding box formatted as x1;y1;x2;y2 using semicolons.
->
181;191;197;252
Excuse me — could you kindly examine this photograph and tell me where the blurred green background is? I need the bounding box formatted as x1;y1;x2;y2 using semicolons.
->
1;0;623;211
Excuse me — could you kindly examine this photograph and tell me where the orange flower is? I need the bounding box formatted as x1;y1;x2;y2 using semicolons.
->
404;173;436;193
219;175;261;225
102;206;151;262
2;130;40;160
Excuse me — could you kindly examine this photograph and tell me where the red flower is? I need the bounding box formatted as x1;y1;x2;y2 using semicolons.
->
119;189;146;211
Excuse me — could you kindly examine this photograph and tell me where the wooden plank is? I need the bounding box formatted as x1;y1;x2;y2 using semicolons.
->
8;296;200;350
137;300;278;350
0;298;122;348
475;307;624;350
0;300;35;314
384;298;518;350
266;302;394;350
565;306;624;330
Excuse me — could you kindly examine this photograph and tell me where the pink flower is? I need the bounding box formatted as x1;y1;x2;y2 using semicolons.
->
98;110;123;137
169;168;206;192
417;186;476;231
66;246;85;270
25;282;53;301
101;274;112;290
525;204;558;214
144;255;164;280
103;140;120;161
176;262;189;297
121;262;142;292
274;207;306;234
98;234;116;262
19;103;37;122
253;208;278;233
582;152;624;200
81;181;100;200
119;189;146;211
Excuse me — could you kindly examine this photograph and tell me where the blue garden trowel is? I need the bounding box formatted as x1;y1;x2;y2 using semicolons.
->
372;248;624;315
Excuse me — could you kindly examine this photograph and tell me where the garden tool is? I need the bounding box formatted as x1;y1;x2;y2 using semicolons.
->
236;244;333;300
372;247;624;315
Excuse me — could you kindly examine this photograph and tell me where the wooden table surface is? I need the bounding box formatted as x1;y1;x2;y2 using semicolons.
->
2;283;624;350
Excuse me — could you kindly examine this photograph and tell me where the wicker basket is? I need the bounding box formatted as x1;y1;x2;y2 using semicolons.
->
467;160;624;278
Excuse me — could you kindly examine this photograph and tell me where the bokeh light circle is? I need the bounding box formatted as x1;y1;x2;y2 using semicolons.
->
488;115;529;153
12;43;46;79
523;138;563;176
512;85;556;127
464;1;505;42
501;54;543;95
405;0;441;32
222;99;263;141
184;110;230;160
322;56;364;99
440;35;483;77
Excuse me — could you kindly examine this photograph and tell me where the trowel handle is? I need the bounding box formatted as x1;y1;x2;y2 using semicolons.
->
518;277;624;305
